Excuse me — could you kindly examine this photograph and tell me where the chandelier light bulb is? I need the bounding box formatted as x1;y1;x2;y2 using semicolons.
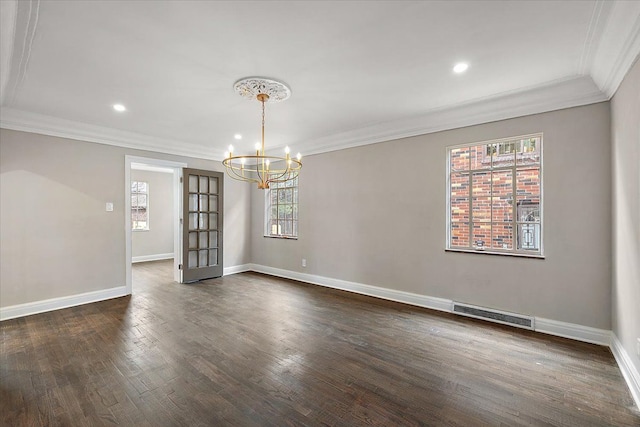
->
224;151;230;159
228;145;234;153
285;146;290;154
296;153;302;161
240;157;246;165
255;142;261;151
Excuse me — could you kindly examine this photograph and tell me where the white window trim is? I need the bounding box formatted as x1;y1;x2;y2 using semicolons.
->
445;133;544;258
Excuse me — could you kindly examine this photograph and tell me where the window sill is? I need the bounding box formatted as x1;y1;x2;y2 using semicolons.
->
445;248;544;259
264;235;298;240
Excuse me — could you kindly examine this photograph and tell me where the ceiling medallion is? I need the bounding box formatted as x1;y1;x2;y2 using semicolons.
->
233;77;291;103
223;77;301;189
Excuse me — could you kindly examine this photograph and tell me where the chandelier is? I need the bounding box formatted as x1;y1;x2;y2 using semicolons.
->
222;77;302;189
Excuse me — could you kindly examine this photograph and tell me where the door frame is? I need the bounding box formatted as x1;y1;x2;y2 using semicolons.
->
125;155;187;294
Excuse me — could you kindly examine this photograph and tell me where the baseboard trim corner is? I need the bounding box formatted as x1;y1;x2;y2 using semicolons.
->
224;264;253;276
611;334;640;410
0;286;128;321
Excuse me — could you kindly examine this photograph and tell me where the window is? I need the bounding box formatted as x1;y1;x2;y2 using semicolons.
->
447;134;542;256
265;176;298;238
131;181;149;231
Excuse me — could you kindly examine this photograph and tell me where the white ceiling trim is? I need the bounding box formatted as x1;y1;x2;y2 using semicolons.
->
590;1;640;97
1;75;607;161
0;1;637;161
578;1;612;75
0;0;18;106
296;75;608;156
2;0;39;107
0;107;220;160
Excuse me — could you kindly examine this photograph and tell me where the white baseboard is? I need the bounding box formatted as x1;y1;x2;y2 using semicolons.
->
535;317;611;346
0;286;128;321
224;263;252;276
249;264;453;313
132;253;174;263
2;265;637;411
611;334;640;410
249;264;640;406
248;264;613;346
0;262;251;321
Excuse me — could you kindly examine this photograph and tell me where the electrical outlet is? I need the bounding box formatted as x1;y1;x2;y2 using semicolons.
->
302;259;307;268
105;202;114;212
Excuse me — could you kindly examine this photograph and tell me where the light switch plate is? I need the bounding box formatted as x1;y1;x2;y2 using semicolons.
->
106;202;114;212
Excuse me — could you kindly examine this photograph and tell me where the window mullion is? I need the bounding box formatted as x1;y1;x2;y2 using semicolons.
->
512;164;517;252
468;171;473;249
490;169;493;251
489;144;494;251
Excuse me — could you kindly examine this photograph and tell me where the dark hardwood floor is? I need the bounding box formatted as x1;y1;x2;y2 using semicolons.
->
1;260;638;426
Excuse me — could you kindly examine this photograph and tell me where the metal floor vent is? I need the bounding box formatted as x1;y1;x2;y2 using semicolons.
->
452;302;534;330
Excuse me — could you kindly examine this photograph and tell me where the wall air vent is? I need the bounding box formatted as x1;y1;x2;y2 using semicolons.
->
452;302;534;330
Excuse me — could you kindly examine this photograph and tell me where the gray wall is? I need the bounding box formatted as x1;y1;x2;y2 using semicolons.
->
0;129;251;308
0;100;619;333
251;102;612;329
131;169;174;259
611;59;640;374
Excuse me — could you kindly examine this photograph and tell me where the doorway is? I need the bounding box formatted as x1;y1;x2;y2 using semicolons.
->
125;156;187;294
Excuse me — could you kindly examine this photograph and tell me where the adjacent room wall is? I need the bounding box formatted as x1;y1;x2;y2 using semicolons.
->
131;169;174;261
0;128;251;309
251;102;612;330
611;58;640;380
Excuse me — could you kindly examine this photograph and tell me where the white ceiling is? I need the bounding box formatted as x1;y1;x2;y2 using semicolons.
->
1;1;639;159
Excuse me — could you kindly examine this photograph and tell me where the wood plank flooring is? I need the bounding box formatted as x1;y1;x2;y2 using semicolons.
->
1;260;638;426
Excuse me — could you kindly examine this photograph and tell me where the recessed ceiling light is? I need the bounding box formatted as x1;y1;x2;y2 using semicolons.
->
453;63;469;74
113;104;126;112
234;134;242;140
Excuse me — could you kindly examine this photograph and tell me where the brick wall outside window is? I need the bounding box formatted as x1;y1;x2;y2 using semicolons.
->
448;136;542;254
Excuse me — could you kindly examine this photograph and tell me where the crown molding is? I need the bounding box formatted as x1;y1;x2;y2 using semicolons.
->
1;0;39;107
0;0;18;106
0;107;225;160
578;1;613;75
0;75;607;160
590;1;640;98
0;2;636;160
297;75;608;156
